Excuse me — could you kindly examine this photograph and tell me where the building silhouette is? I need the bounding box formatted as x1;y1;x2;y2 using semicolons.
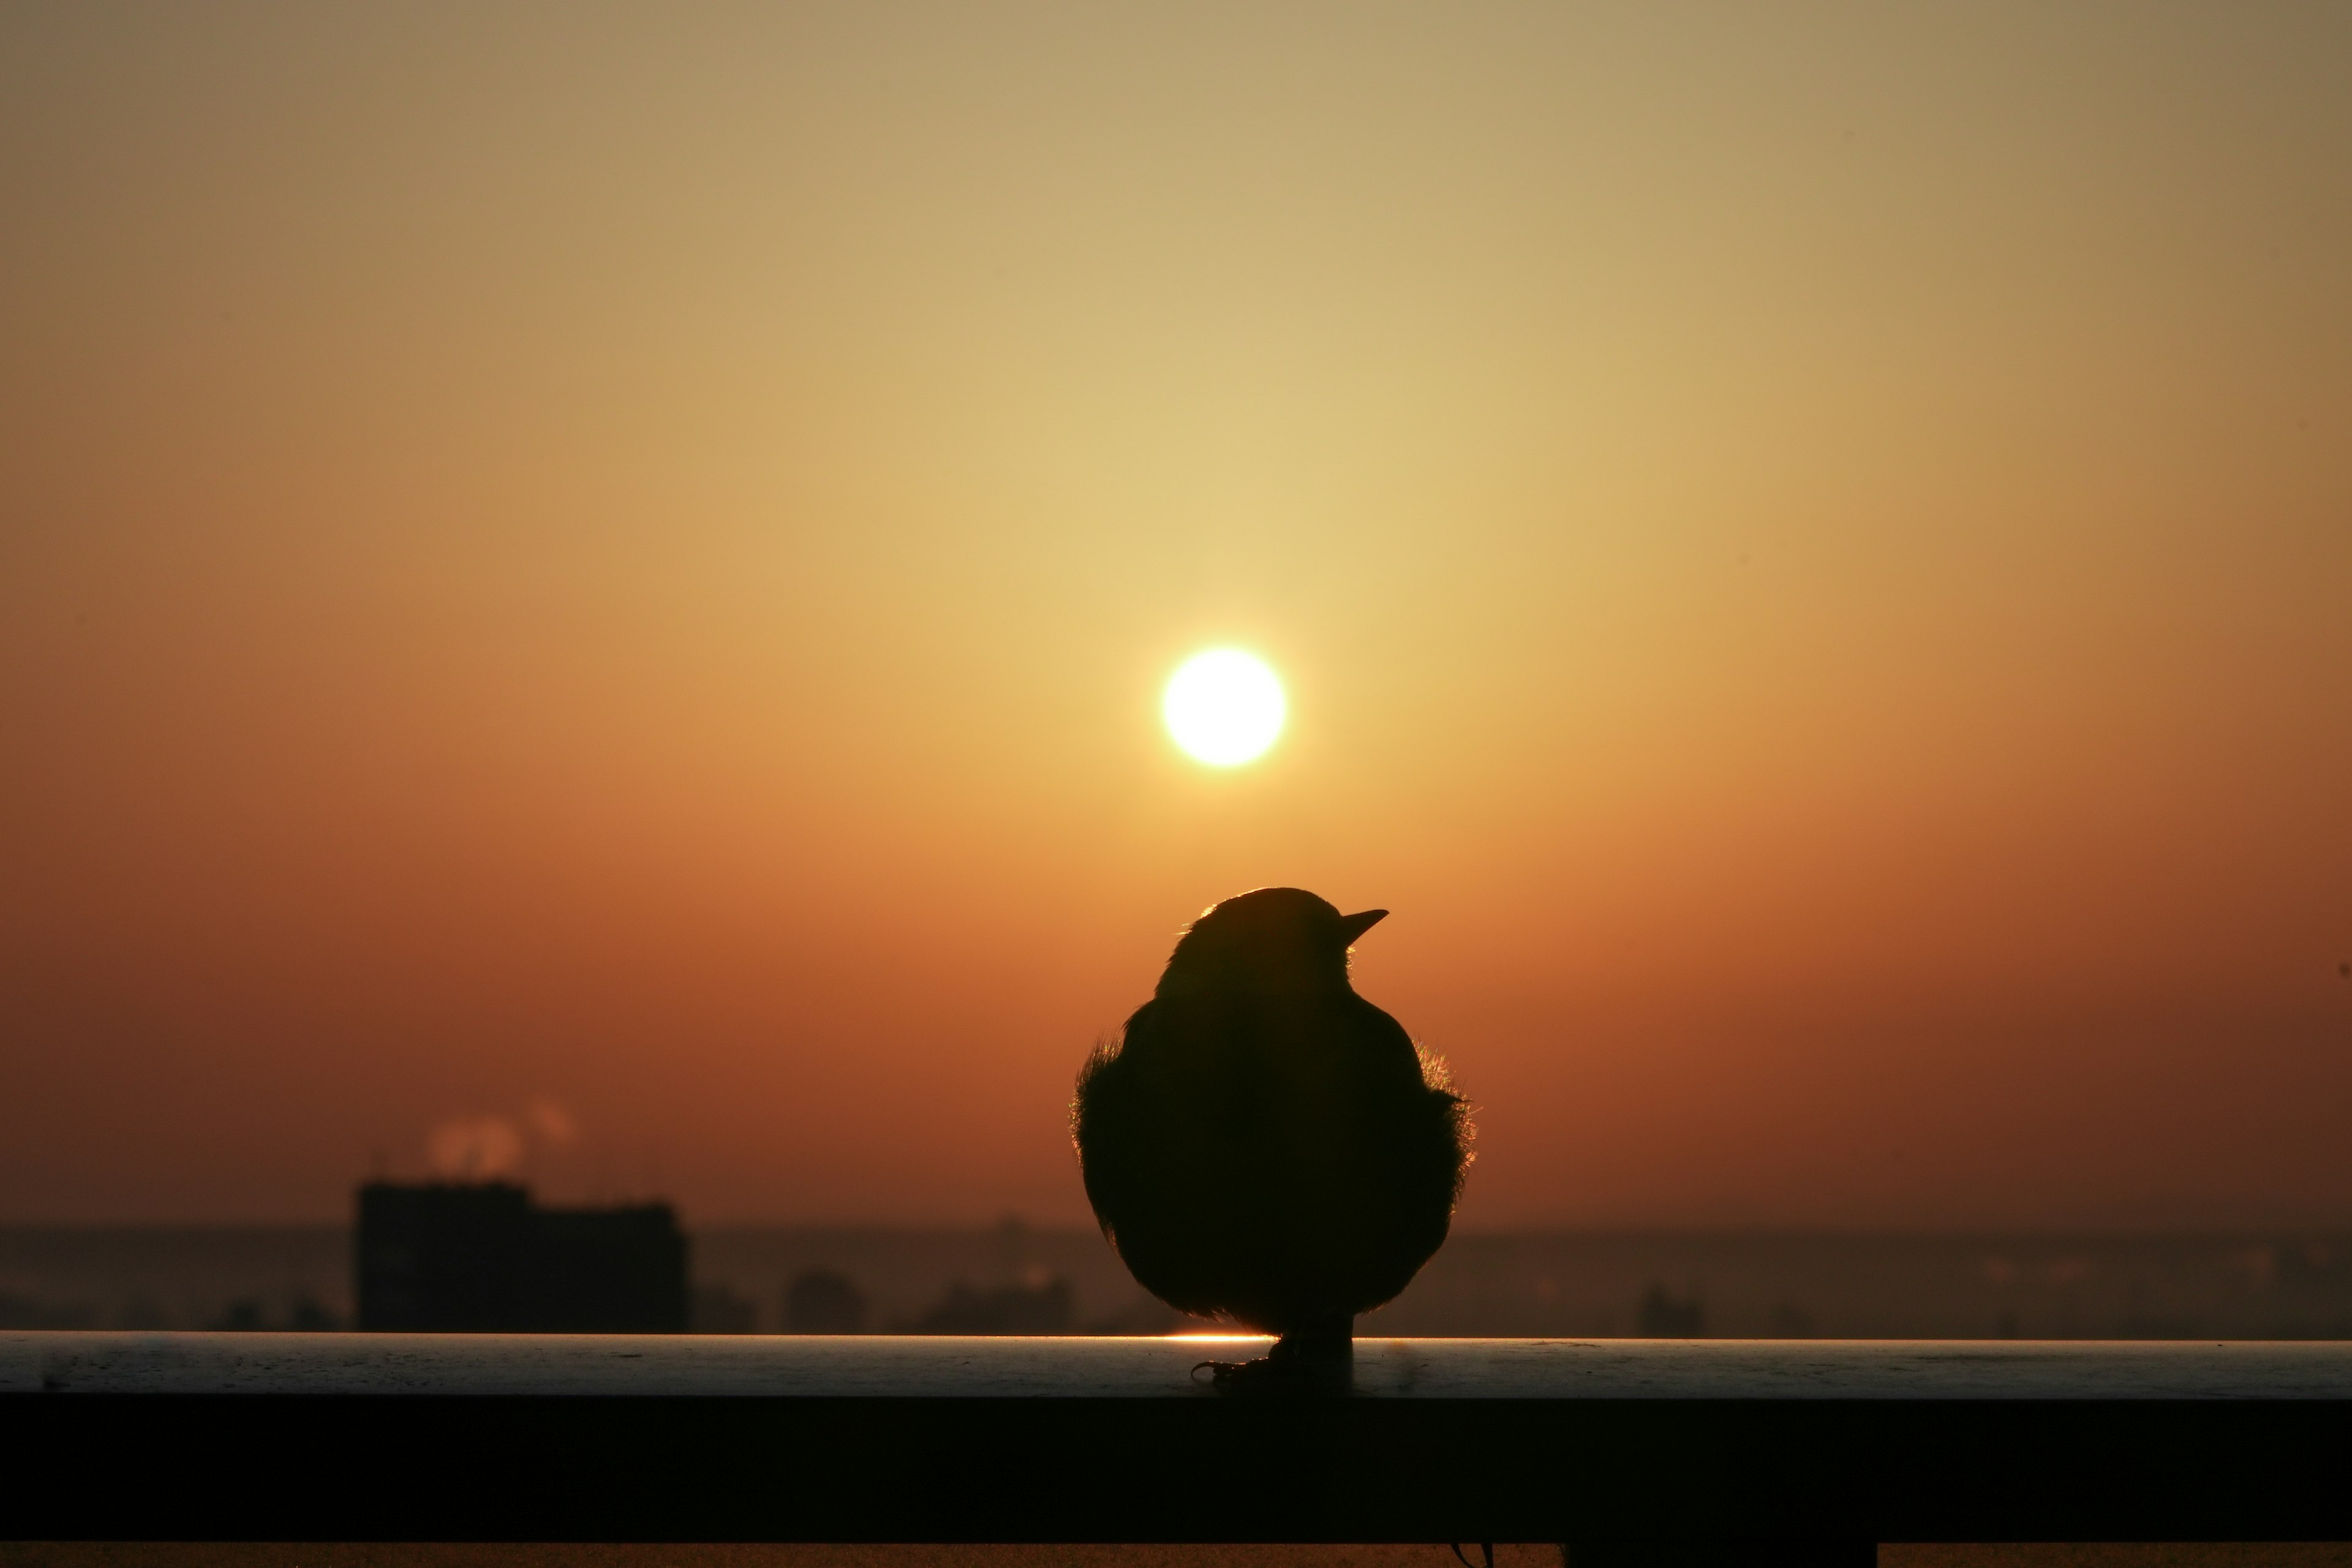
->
356;1181;687;1332
906;1275;1074;1334
785;1268;869;1333
1637;1281;1707;1337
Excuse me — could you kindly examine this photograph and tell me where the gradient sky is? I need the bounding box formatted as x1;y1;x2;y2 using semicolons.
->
4;2;2348;1226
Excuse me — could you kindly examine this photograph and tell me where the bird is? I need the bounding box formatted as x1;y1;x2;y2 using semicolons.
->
1072;888;1471;1376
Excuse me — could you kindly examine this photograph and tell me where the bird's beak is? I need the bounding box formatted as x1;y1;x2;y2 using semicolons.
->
1336;908;1389;946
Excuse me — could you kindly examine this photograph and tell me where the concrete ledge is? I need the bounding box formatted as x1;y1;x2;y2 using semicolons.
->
4;1334;2351;1543
10;1332;2352;1399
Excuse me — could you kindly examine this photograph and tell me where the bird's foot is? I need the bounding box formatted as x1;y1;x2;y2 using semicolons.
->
1192;1324;1352;1394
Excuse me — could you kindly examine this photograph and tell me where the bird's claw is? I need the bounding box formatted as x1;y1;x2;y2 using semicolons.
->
1191;1332;1353;1394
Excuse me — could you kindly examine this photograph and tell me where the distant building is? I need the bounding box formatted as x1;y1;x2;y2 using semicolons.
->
355;1181;687;1332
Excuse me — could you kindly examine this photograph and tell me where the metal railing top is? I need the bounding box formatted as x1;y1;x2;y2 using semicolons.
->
9;1330;2352;1400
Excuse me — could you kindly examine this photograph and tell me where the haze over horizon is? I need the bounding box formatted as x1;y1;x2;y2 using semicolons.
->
3;2;2348;1229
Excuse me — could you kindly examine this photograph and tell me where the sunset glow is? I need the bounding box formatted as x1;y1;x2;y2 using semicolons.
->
1;4;2348;1232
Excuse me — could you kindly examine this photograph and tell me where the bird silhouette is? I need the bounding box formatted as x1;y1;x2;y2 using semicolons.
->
1072;888;1471;1375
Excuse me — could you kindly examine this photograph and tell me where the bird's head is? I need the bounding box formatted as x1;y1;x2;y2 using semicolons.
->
1155;887;1388;999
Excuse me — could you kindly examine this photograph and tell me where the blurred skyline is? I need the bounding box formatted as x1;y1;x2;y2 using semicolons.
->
2;2;2348;1226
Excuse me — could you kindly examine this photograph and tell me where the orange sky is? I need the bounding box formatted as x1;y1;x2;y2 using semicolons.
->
3;2;2348;1226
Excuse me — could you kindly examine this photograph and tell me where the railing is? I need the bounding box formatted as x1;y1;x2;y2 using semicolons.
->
5;1333;2351;1550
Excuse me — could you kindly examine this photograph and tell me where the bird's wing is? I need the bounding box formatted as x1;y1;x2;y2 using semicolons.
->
1071;1002;1158;1239
1346;994;1439;1090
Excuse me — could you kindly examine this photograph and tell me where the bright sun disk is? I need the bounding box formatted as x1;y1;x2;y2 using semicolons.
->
1163;649;1285;766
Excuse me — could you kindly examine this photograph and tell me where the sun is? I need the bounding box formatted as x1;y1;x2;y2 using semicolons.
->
1163;649;1286;766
